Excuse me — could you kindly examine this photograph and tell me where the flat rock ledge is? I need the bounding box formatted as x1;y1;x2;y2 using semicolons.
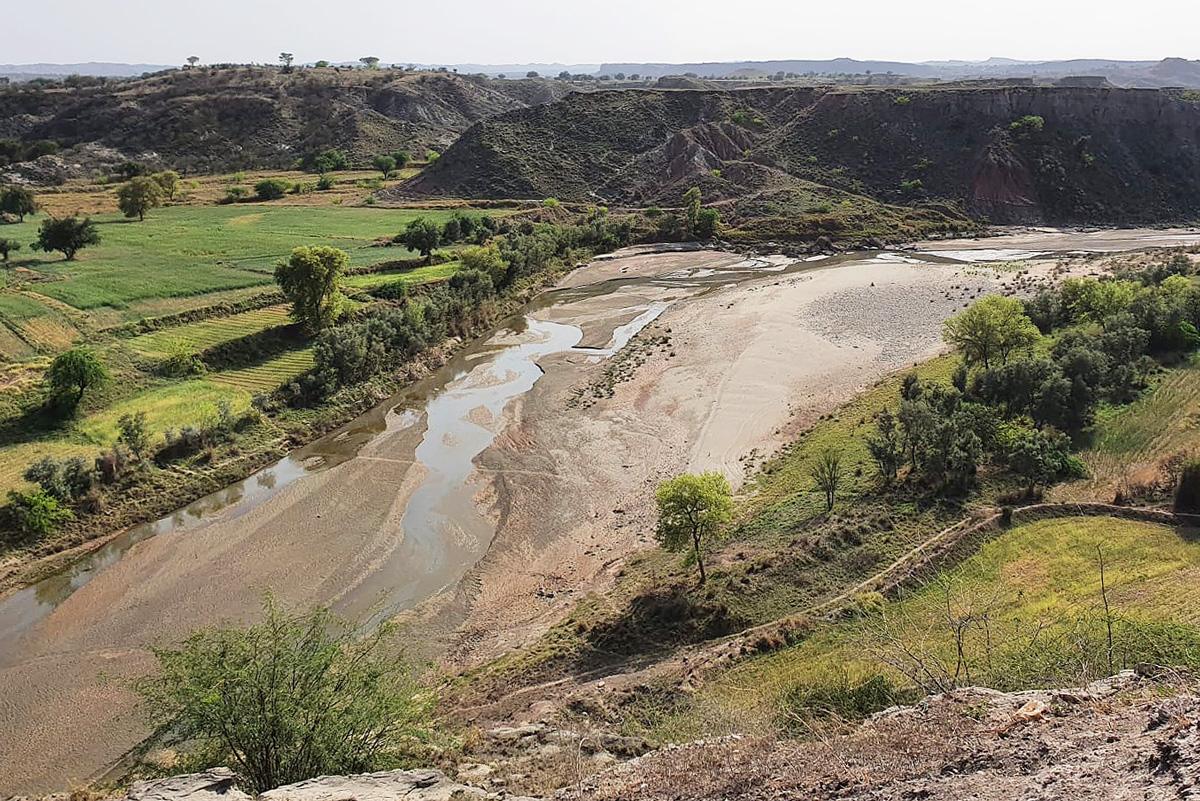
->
121;768;541;801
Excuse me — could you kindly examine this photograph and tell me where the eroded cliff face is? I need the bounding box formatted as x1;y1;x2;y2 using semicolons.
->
404;86;1200;227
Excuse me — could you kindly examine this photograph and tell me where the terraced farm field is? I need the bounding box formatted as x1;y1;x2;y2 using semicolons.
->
0;292;82;359
2;205;482;313
127;305;293;358
209;348;315;393
344;260;462;290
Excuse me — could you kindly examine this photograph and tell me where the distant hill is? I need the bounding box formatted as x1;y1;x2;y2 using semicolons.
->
0;67;572;173
597;57;1200;88
403;85;1200;228
0;62;175;80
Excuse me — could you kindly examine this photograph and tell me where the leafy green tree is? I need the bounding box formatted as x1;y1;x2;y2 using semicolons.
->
151;170;181;200
117;176;165;221
390;150;411;169
46;347;108;412
1;186;37;221
279;52;294;68
32;216;100;261
306;149;349;174
373;155;397;178
359;56;381;69
810;448;843;512
682;186;702;237
5;489;73;538
654;471;733;585
136;598;433;794
0;238;20;262
275;246;348;334
1006;427;1084;492
943;295;1041;369
397;218;441;263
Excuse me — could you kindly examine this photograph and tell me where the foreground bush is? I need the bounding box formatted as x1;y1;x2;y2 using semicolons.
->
1176;459;1200;513
137;599;433;793
5;489;74;539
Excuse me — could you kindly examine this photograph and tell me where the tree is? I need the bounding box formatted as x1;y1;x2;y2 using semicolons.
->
1175;459;1200;514
279;52;295;68
136;598;433;794
459;245;507;288
314;60;330;68
151;170;181;200
0;238;19;263
682;186;702;237
1006;427;1083;493
526;70;540;78
373;154;397;178
46;347;108;412
810;448;843;512
391;150;411;169
943;295;1041;369
186;56;200;68
275;246;348;334
654;472;733;585
359;56;380;69
867;408;904;484
32;216;100;261
116;176;164;221
397;218;441;263
1;186;37;221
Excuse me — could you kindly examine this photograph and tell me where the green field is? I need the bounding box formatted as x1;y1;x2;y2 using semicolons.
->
343;260;462;290
2;205;476;312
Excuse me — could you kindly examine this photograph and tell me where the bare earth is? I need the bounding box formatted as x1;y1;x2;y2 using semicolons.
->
0;237;1166;794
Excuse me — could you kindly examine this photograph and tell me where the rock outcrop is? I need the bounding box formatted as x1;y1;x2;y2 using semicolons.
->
119;770;541;801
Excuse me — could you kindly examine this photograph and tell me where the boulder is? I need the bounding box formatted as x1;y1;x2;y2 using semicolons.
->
125;769;251;801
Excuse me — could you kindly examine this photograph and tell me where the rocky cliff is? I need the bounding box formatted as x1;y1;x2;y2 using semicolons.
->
404;86;1200;226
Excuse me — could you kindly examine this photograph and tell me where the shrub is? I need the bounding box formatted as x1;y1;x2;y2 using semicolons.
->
6;489;74;538
542;197;561;208
136;598;433;793
1009;115;1046;135
117;411;151;457
316;174;336;191
778;673;914;731
255;179;290;201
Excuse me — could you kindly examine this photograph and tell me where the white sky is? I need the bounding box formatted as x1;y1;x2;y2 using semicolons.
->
4;0;1196;66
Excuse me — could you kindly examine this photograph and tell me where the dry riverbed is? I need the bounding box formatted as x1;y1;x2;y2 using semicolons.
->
2;234;1180;794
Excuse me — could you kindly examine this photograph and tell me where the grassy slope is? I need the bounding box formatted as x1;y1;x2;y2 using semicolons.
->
648;515;1200;741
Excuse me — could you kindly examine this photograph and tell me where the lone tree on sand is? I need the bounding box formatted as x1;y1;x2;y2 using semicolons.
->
275;246;348;335
654;471;733;585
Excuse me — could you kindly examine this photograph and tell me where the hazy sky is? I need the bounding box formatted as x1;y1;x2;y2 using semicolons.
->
5;0;1197;65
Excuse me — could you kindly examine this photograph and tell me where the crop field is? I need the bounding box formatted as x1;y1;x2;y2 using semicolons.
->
209;348;315;393
2;205;479;313
127;305;294;359
638;515;1200;741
